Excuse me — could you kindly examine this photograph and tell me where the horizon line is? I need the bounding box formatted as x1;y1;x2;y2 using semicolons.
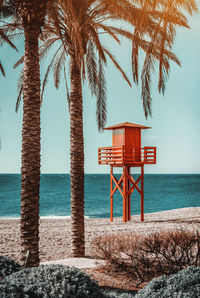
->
0;172;200;175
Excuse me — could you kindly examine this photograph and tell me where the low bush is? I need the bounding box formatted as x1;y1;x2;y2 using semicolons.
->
0;264;104;297
0;256;22;279
135;266;200;297
93;230;200;285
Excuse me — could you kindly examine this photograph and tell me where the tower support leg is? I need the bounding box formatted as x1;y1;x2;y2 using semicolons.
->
141;165;144;221
123;166;128;222
128;167;131;221
110;166;113;222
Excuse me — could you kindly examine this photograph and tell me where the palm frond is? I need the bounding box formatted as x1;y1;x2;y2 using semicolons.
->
103;47;132;87
41;45;62;104
97;24;120;43
54;48;66;89
0;28;17;51
63;63;70;107
99;26;134;40
175;0;198;15
0;61;5;76
39;36;60;61
13;55;23;69
15;68;24;112
88;25;106;63
132;32;139;84
86;40;98;96
141;53;155;118
96;57;107;132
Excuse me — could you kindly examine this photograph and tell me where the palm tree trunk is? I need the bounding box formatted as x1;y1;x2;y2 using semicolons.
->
20;23;41;267
69;56;85;257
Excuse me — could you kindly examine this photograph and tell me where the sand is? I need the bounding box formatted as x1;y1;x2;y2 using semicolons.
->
0;207;199;265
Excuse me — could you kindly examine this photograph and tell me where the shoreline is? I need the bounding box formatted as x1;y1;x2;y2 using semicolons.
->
0;207;199;264
0;206;199;220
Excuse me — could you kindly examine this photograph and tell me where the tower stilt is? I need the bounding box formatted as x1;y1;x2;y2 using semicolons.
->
141;164;144;221
110;166;113;222
109;165;144;222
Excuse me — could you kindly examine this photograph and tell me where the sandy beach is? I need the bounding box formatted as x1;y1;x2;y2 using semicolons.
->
0;207;199;264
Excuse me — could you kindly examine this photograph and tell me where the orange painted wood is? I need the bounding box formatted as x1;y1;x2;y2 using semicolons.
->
112;173;124;198
130;175;142;195
98;146;156;165
111;174;123;196
128;167;131;221
123;166;127;222
110;167;113;222
109;165;145;223
112;128;125;146
141;165;144;222
99;122;156;223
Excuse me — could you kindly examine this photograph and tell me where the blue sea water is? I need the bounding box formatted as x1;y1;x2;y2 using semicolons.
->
0;174;200;218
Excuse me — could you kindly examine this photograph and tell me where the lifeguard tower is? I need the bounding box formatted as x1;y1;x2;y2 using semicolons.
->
98;122;156;222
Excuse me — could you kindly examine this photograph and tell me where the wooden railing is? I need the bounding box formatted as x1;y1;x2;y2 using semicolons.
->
98;146;156;165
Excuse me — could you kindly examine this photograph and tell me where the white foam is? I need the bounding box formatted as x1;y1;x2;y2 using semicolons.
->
0;215;90;220
40;215;90;219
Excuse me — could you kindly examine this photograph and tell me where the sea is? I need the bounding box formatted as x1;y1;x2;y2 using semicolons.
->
0;174;200;218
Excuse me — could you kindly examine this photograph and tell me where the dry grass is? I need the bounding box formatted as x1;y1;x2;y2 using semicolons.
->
93;230;200;286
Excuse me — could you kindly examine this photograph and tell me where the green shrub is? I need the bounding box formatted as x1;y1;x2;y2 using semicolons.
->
0;264;104;297
0;256;22;279
135;266;200;298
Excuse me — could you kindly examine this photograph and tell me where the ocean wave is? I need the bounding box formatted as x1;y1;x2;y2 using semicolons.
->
40;215;90;219
0;215;91;220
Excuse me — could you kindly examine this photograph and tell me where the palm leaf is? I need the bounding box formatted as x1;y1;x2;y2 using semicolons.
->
141;53;155;118
103;47;132;87
86;40;98;96
0;28;17;51
54;48;66;89
63;63;70;107
15;68;24;112
0;61;5;76
96;57;107;132
41;45;62;104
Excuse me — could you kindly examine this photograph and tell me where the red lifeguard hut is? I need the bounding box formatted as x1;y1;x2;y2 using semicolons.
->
98;122;156;222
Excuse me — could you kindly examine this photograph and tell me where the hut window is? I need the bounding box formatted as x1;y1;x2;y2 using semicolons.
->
113;128;124;135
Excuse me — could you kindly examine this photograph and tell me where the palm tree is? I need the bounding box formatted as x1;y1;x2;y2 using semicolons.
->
0;0;52;267
37;1;133;257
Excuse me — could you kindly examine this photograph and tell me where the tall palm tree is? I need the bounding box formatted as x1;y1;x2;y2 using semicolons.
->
0;0;52;267
37;1;133;257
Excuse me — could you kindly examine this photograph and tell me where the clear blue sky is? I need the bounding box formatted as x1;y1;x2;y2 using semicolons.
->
0;10;200;174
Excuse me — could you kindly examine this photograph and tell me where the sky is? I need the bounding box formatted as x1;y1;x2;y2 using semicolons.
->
0;7;200;174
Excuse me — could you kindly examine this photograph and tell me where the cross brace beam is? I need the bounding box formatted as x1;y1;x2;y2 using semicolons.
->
110;165;144;222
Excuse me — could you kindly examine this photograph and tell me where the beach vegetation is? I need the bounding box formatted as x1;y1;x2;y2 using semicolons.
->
0;264;104;297
0;263;136;298
0;256;22;279
135;266;200;298
93;229;200;286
